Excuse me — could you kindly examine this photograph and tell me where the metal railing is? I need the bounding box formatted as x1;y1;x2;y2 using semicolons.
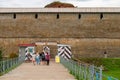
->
102;74;119;80
0;56;24;75
60;57;119;80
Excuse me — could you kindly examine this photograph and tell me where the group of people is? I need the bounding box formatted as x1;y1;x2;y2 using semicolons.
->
32;51;50;66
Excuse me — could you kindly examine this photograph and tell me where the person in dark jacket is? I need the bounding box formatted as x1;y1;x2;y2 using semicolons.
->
40;52;45;65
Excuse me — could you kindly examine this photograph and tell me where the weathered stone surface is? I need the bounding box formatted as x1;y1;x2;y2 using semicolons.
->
0;13;120;38
0;13;120;57
0;38;120;58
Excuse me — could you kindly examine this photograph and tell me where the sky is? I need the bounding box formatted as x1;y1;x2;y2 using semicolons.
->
0;0;120;7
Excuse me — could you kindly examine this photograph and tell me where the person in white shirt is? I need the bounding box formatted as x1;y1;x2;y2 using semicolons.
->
32;53;36;65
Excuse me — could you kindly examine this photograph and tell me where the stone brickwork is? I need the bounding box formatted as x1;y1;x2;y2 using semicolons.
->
0;13;120;38
0;12;120;57
0;38;120;58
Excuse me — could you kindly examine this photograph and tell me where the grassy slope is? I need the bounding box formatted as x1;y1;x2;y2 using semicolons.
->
102;58;120;79
78;58;120;79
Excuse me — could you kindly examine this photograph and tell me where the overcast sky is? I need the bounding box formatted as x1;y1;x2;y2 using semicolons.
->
0;0;120;7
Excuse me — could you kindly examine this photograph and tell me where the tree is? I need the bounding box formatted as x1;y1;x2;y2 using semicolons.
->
45;1;75;8
0;48;3;61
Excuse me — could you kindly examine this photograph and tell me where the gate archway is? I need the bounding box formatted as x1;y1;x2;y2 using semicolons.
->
35;41;57;58
19;42;72;60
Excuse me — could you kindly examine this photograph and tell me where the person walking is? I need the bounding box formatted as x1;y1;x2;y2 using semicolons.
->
45;52;50;65
32;53;36;65
36;52;40;65
41;51;45;65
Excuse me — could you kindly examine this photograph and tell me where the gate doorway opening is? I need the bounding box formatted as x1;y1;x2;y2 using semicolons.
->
35;41;57;58
18;42;72;61
18;44;36;61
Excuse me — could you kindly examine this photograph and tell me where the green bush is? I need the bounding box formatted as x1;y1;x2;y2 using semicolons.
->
9;53;18;58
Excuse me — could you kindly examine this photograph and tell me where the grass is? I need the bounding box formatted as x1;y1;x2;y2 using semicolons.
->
76;58;120;79
102;58;120;79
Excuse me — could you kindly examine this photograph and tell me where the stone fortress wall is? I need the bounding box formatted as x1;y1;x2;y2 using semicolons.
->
0;8;120;57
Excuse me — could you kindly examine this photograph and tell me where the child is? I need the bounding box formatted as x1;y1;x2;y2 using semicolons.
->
32;53;36;65
36;52;40;65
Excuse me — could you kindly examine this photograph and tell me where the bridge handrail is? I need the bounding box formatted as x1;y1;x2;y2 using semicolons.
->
0;56;24;76
60;57;118;80
102;74;119;80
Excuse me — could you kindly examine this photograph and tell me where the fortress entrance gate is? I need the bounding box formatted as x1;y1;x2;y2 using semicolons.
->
19;42;72;61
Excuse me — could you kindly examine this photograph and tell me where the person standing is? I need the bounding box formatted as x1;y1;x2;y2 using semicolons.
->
36;52;40;65
41;51;45;65
104;51;107;58
32;53;36;65
45;52;50;65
